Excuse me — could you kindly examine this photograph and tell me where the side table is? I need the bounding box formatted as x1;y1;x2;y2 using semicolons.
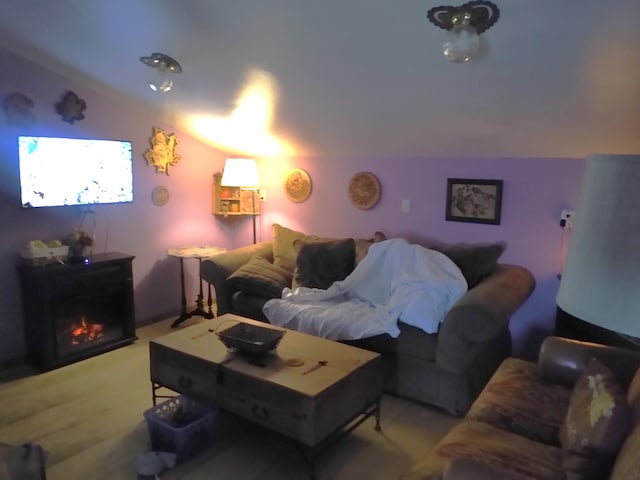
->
167;246;226;328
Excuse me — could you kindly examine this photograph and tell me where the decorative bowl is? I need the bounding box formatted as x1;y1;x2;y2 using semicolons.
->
217;322;285;355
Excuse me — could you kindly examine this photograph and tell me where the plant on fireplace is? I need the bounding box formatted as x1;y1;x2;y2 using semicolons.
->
63;228;94;258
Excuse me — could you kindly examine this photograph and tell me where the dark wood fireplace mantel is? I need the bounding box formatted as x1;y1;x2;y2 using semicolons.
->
18;252;137;371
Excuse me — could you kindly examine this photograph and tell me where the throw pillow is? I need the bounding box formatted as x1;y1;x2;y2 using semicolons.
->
293;238;356;290
271;223;306;273
227;256;292;299
431;242;505;288
559;357;632;480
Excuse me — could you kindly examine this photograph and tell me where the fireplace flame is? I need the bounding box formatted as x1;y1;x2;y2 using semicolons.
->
70;316;104;345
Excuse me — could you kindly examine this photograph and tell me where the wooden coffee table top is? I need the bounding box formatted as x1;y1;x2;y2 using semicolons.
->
151;313;381;397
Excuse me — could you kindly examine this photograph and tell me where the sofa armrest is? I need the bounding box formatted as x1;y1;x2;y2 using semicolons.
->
436;264;535;372
537;336;640;388
443;458;530;480
200;241;273;316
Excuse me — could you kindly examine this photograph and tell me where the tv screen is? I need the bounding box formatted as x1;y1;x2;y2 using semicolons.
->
18;135;134;208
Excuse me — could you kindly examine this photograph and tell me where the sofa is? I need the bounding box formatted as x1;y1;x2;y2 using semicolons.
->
200;224;535;415
404;336;640;480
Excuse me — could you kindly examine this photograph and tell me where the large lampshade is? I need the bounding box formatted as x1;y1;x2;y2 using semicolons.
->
557;154;640;338
220;158;260;188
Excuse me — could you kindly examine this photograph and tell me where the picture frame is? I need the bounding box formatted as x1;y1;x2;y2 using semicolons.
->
446;178;503;225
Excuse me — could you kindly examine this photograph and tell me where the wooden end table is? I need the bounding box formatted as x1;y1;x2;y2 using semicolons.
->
167;246;226;328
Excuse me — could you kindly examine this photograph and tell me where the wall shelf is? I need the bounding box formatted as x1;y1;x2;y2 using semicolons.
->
212;172;260;217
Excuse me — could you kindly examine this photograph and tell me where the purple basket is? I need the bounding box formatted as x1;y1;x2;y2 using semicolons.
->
143;395;217;463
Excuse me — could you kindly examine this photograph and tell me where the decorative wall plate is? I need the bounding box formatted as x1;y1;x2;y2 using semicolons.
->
284;168;312;203
54;90;86;124
151;186;170;206
144;127;181;175
348;171;381;210
3;92;35;128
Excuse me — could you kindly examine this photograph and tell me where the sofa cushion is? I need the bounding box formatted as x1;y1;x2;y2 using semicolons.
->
609;423;640;480
443;457;536;480
271;223;306;272
559;358;632;480
431;242;505;288
404;420;565;480
354;231;387;265
466;357;572;446
293;238;356;290
345;322;438;361
230;291;269;322
227;256;292;298
626;365;640;424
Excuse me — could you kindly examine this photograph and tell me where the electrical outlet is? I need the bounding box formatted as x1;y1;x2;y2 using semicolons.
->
560;209;574;228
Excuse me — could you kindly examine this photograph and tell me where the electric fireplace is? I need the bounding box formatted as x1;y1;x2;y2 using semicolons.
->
18;252;137;371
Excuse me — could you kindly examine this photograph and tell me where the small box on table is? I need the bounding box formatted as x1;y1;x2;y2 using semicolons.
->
20;245;69;265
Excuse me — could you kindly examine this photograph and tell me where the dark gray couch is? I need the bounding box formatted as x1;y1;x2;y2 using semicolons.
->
200;239;535;415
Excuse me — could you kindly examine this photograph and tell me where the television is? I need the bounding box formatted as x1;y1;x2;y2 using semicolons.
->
18;135;134;208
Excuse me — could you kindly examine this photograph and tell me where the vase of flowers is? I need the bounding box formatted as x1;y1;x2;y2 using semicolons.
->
63;229;94;260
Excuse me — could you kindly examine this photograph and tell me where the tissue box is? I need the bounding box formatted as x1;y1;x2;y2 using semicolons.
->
20;245;69;264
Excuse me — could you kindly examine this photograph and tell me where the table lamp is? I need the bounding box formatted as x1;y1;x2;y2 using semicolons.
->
220;158;260;244
557;154;640;339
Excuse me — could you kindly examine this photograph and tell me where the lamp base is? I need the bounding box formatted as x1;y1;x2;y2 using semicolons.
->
556;307;640;351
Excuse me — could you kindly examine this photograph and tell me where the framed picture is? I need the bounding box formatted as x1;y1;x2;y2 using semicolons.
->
446;178;503;225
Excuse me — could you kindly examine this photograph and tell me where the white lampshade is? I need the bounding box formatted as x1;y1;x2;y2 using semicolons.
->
557;154;640;338
220;158;260;188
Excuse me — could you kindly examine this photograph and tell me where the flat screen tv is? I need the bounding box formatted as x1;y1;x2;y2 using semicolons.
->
18;135;134;208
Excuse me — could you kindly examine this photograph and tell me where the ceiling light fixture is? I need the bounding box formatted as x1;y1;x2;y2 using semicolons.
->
139;52;182;93
427;1;500;63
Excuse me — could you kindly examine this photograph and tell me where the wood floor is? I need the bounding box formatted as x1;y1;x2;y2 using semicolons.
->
0;317;459;480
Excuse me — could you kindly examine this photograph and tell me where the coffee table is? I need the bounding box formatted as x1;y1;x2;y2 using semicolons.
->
149;314;383;477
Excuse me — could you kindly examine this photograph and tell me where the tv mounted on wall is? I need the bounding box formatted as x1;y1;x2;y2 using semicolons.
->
18;135;134;208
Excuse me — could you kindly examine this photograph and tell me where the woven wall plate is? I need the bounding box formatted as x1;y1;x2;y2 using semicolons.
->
348;171;381;209
284;168;312;203
151;186;170;206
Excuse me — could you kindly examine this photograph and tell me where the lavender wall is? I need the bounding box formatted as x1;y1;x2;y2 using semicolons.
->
0;47;584;366
254;156;584;359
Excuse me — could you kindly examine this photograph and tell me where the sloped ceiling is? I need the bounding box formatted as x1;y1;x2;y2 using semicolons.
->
1;0;640;158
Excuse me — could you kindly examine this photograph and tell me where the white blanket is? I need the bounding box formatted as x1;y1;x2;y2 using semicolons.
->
263;238;467;340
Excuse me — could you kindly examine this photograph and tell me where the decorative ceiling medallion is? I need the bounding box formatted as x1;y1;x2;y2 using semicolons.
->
54;90;86;124
284;168;312;203
427;1;500;35
143;127;181;175
348;171;381;210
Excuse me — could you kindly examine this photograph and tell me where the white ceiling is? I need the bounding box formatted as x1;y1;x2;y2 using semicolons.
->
2;0;640;158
